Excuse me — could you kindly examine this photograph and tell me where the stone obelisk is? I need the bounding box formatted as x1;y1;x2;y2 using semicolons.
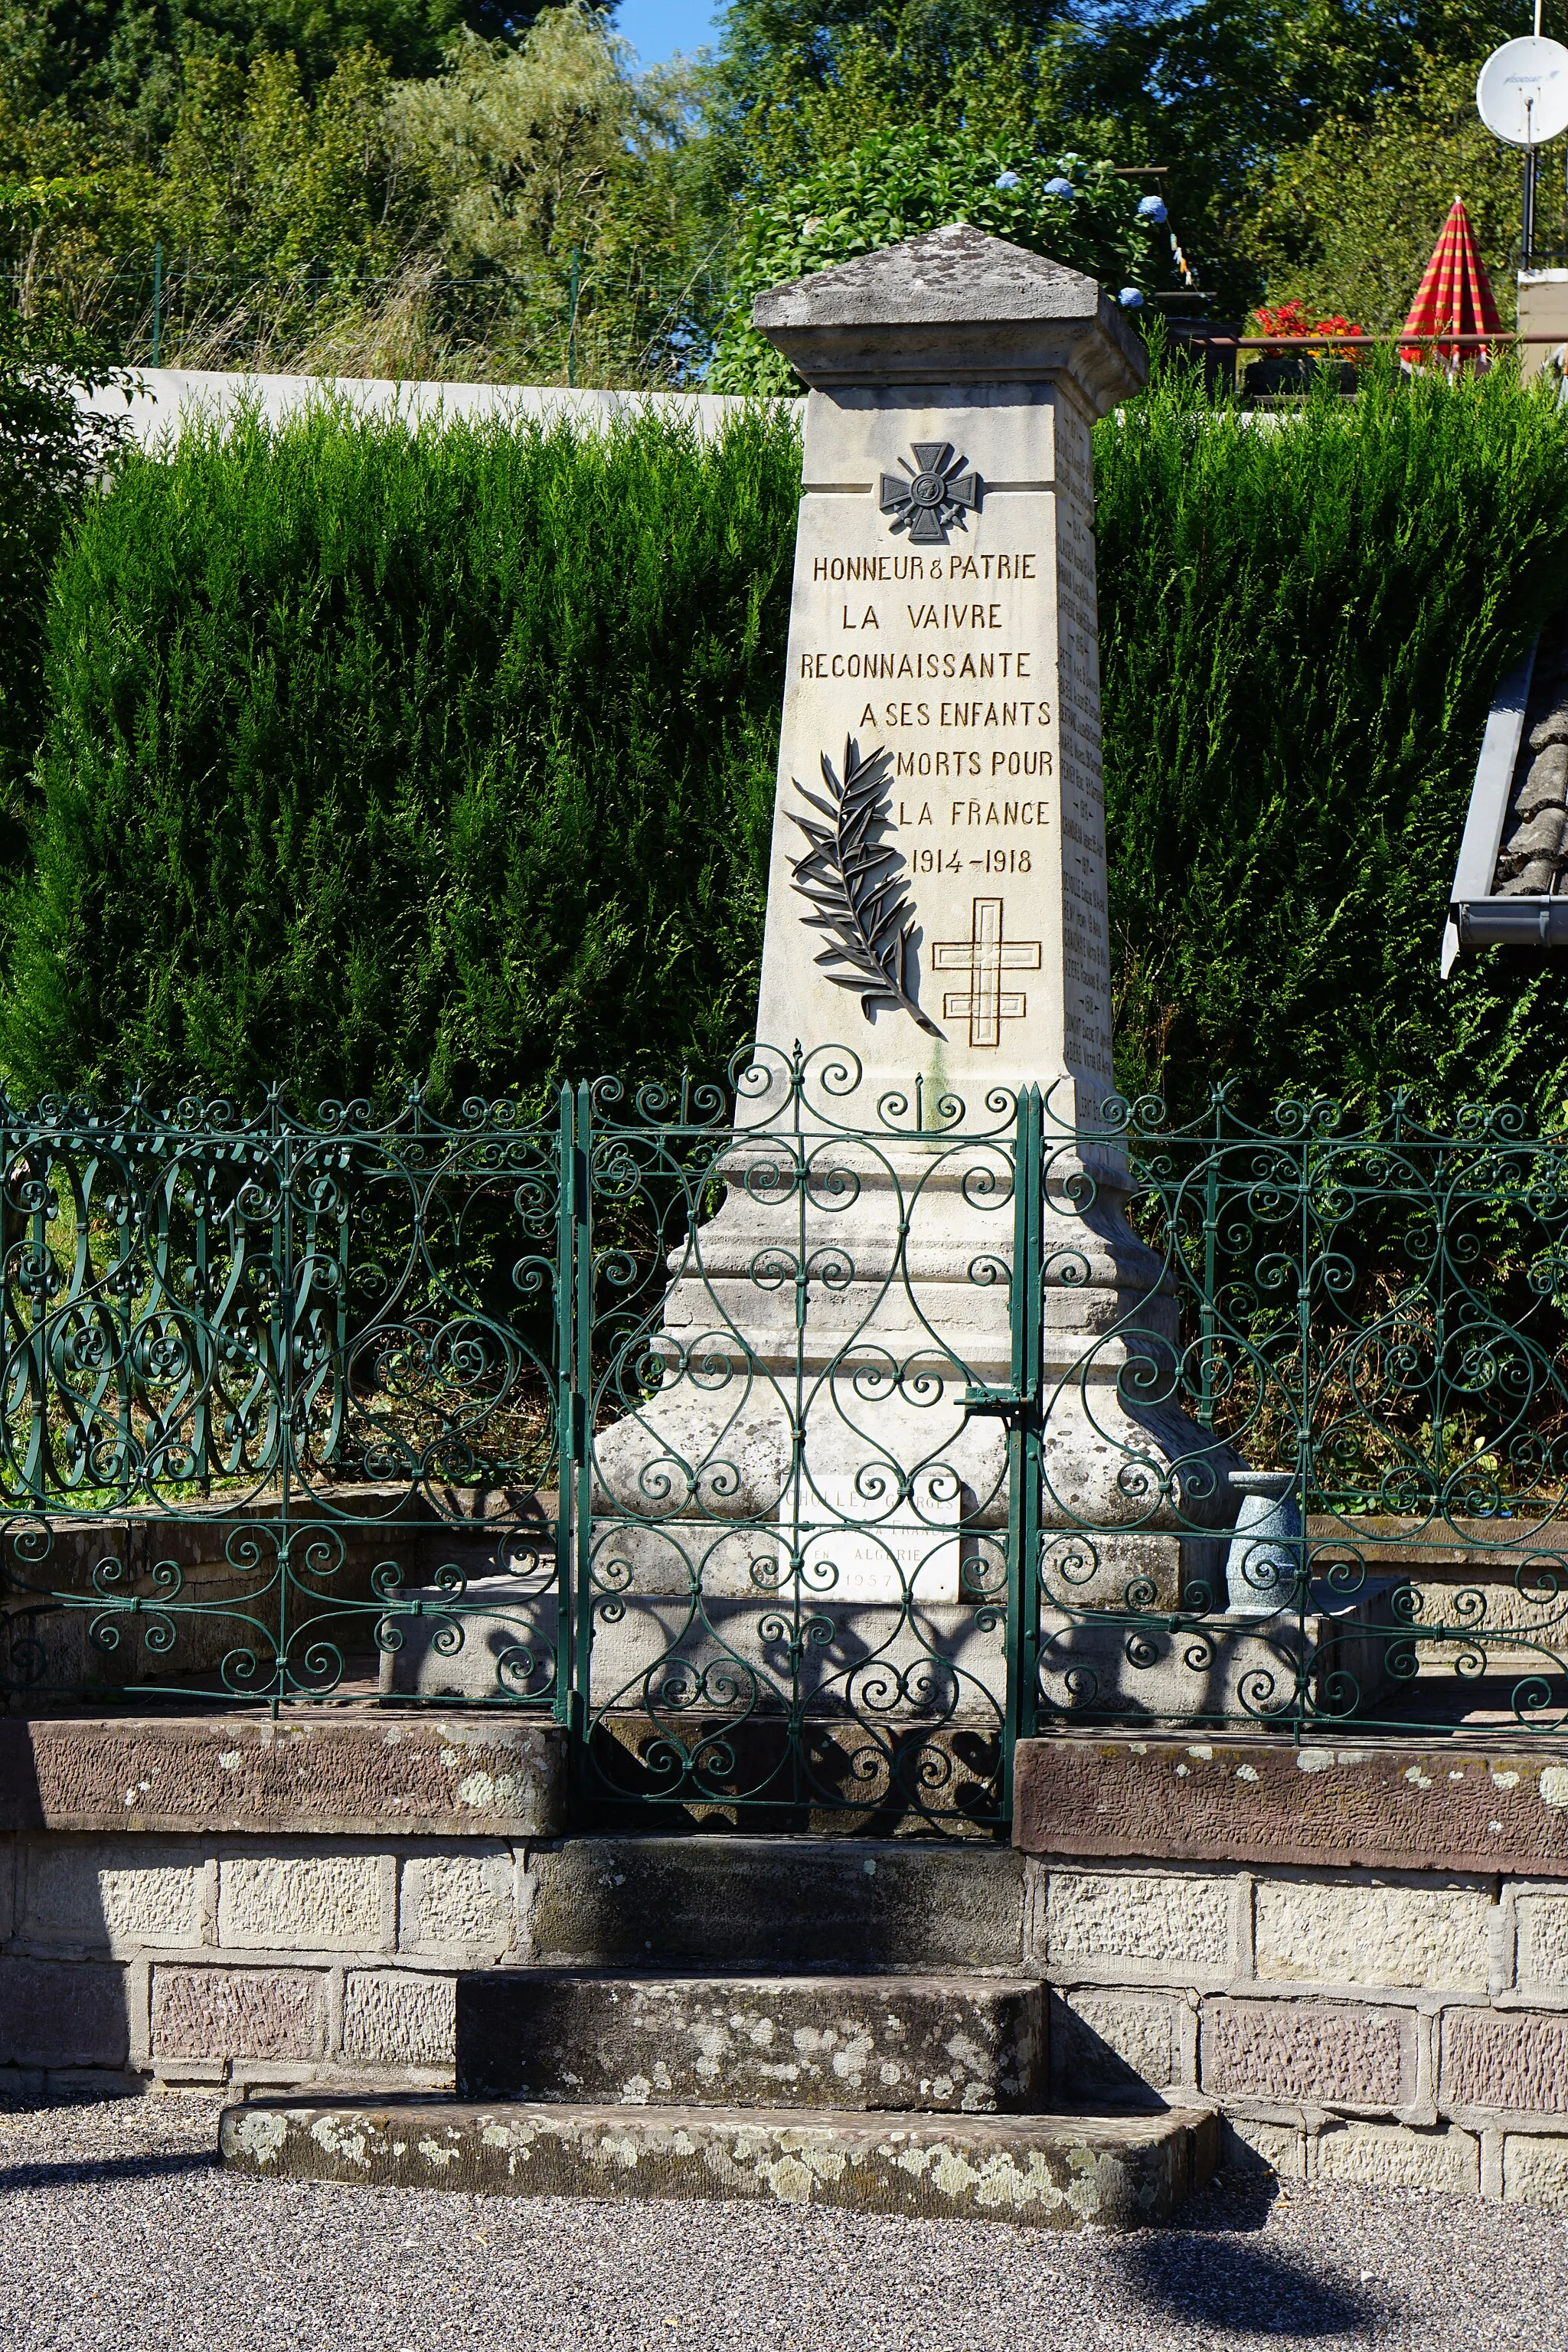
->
746;220;1131;1133
595;226;1223;1636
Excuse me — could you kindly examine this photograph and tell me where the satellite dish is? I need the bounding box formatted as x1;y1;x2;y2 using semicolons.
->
1477;37;1568;147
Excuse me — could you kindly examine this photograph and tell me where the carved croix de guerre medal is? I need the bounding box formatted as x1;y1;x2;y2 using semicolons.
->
878;443;982;544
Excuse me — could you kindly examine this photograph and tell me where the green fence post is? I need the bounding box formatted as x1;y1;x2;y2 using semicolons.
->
570;1081;595;1795
553;1083;575;1730
1002;1083;1044;1816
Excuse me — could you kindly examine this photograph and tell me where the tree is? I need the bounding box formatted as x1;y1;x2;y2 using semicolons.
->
1242;51;1530;328
1043;0;1545;315
390;6;718;381
0;306;130;882
708;119;1160;394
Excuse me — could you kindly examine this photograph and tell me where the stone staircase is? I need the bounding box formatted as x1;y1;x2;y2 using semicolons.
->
218;1837;1217;2230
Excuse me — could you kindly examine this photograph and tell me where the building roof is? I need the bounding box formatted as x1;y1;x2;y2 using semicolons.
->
1444;615;1568;966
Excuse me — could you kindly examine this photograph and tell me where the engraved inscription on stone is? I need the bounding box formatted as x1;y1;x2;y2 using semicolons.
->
752;292;1132;1110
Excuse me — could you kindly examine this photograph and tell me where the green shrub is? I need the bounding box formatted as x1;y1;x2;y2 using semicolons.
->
2;397;800;1107
708;126;1158;394
1095;350;1568;1124
12;354;1568;1129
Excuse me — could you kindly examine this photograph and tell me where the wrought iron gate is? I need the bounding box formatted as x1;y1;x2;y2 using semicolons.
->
0;1056;1037;1832
558;1061;1037;1831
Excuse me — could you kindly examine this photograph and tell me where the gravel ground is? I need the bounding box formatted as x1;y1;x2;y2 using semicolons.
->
0;2090;1560;2351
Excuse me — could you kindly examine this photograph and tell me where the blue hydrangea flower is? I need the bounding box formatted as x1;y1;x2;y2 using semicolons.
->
1119;286;1144;308
1043;176;1075;198
1136;195;1168;224
994;170;1021;190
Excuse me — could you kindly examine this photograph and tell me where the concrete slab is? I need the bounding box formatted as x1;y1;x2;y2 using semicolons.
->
219;2096;1216;2227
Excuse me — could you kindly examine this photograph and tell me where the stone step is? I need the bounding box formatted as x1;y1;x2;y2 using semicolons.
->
456;1971;1046;2112
220;2098;1217;2230
524;1835;1026;1971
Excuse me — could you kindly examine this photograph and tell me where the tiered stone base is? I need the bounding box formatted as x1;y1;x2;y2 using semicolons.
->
5;1716;1568;2208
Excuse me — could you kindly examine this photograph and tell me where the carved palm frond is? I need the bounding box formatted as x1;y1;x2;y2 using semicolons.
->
788;737;943;1037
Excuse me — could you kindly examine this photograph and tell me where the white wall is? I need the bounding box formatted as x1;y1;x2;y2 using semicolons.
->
73;368;795;452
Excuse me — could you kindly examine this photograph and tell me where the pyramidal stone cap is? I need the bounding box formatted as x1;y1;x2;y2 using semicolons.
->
752;221;1147;410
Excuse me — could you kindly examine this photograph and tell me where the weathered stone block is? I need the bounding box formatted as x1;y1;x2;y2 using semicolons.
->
1049;1989;1180;2102
1044;1867;1236;1981
219;1851;382;1952
1220;2115;1305;2179
220;2095;1217;2230
0;1955;127;2066
1315;2122;1479;2192
526;1838;1025;1972
1503;2132;1568;2208
151;1965;322;2059
1253;1875;1493;1993
1514;1892;1568;1991
21;1839;207;1952
0;1713;566;1838
1012;1734;1568;1877
399;1851;513;1957
341;1970;455;2068
459;1973;1043;2112
1442;2009;1568;2116
1201;1999;1410;2108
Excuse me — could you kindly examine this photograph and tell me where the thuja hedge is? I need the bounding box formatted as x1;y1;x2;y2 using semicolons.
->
0;400;799;1105
1096;351;1568;1123
9;361;1568;1119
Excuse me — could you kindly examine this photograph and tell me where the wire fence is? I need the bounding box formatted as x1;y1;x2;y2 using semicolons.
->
2;243;733;387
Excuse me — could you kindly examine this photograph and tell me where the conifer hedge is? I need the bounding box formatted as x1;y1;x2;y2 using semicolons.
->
2;400;799;1105
1095;353;1568;1122
9;363;1568;1121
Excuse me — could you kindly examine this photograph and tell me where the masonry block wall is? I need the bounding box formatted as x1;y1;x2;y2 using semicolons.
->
1017;1733;1568;2208
1034;1857;1568;2203
0;1834;529;2092
9;1717;1568;2213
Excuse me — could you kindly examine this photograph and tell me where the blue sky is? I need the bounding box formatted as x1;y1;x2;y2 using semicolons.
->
612;0;722;62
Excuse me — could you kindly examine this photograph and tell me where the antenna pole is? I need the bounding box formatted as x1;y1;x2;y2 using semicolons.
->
1537;0;1544;38
1525;95;1537;263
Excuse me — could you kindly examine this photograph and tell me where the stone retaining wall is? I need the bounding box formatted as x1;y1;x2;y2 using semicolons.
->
1018;1733;1568;2207
0;1710;567;2097
0;1830;542;2092
1034;1854;1568;2202
8;1715;1568;2213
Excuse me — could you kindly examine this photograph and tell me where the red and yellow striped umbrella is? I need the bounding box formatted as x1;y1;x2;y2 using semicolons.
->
1400;196;1501;366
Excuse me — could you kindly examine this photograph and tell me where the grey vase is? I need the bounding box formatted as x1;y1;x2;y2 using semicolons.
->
1224;1469;1302;1615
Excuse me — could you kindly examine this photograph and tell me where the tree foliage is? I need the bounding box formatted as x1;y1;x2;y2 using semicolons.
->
709;122;1158;394
1241;47;1532;329
0;309;129;867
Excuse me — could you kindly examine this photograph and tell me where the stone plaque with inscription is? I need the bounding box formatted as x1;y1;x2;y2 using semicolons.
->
747;220;1140;1125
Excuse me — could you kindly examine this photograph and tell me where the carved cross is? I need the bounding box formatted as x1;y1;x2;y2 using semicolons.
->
933;897;1042;1048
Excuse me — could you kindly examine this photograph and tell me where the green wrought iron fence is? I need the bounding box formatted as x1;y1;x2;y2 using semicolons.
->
3;1064;1568;1826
